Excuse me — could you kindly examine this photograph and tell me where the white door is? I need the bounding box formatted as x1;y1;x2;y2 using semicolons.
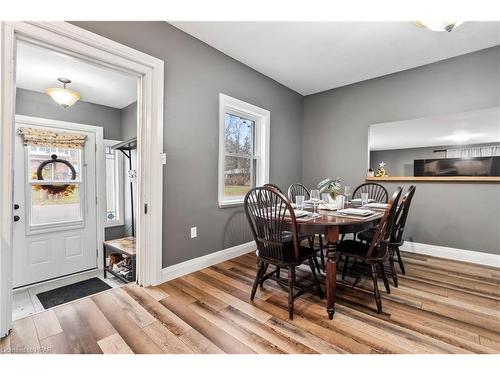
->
13;122;98;288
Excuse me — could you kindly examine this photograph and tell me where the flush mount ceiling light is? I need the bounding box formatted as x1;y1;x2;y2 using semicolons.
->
45;78;81;108
415;20;464;32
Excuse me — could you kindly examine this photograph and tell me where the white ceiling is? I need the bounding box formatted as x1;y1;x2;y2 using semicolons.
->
16;40;137;109
171;21;500;95
369;107;500;151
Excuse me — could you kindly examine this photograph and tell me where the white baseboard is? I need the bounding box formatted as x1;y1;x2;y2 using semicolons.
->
400;241;500;268
160;241;255;283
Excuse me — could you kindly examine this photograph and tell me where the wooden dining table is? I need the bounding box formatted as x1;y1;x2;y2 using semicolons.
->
291;206;385;319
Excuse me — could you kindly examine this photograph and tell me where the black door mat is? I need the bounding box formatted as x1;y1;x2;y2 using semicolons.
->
36;277;112;309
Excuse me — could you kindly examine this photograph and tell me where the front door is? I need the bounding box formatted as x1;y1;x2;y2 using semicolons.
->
13;121;98;288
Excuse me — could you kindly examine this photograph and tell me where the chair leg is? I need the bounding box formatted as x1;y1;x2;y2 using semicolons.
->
379;262;391;294
260;263;269;288
395;247;405;274
312;256;322;275
370;263;383;313
349;258;358;276
309;258;323;299
251;260;265;301
288;266;295;319
318;235;325;271
276;266;281;281
388;249;398;287
342;256;350;280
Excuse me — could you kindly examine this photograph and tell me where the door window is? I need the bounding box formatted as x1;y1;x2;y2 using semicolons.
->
27;146;84;229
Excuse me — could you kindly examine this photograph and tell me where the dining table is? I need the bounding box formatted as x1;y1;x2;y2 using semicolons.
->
288;205;385;319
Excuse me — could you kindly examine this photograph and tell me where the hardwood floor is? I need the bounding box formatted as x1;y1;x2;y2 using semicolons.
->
1;251;500;354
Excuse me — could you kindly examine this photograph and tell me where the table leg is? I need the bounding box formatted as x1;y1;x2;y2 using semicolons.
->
325;226;339;319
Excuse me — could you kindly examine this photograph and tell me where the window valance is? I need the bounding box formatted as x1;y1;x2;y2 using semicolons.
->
18;127;87;149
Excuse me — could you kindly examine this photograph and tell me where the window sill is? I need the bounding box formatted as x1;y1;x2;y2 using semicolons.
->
104;221;125;228
218;200;244;208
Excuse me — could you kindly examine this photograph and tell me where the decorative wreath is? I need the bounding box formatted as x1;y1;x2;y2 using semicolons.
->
33;154;77;197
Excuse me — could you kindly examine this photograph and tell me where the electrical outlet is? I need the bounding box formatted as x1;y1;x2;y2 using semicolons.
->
190;227;197;238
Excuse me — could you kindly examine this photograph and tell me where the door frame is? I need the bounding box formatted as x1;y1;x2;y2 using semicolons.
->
0;21;165;337
13;115;105;286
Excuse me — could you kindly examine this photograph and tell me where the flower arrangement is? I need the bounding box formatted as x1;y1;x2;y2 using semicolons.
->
318;177;342;200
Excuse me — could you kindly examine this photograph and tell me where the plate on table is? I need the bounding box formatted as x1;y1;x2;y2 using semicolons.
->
337;208;375;217
284;209;309;218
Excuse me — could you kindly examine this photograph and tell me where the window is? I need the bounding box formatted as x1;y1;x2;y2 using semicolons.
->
28;145;83;227
104;140;124;227
218;94;270;207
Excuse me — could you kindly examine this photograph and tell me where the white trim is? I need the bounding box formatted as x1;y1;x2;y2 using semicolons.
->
103;139;125;228
218;93;270;208
400;241;500;268
161;241;255;283
0;21;164;338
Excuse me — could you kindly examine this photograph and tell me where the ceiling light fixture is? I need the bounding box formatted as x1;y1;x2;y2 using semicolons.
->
415;20;464;32
45;78;81;108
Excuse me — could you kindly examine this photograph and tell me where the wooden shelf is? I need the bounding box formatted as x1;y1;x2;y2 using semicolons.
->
366;176;500;183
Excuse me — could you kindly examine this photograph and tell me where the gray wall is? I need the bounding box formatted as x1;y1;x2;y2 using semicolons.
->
120;101;137;141
71;22;304;267
15;88;133;240
16;88;122;140
303;46;500;255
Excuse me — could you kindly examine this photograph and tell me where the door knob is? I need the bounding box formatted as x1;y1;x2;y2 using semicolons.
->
13;215;20;222
14;204;19;210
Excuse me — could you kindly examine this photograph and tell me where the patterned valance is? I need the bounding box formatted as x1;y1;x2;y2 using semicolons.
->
18;127;87;149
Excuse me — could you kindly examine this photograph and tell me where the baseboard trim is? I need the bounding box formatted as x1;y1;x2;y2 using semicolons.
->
400;241;500;268
160;241;255;283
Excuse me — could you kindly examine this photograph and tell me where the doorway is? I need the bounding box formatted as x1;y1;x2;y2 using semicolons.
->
0;22;164;338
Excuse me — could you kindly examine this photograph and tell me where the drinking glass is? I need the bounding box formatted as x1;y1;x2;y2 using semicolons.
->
296;195;305;210
321;193;330;204
344;185;351;203
361;192;369;206
310;189;320;212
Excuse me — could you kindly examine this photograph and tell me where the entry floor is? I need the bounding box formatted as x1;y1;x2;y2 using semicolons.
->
12;270;123;321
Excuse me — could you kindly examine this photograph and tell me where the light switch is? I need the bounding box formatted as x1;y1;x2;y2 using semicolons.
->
190;227;197;238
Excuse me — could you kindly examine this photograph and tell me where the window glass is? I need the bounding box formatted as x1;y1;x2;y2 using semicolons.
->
224;156;252;199
28;146;81;182
224;113;254;156
30;184;82;225
105;146;119;222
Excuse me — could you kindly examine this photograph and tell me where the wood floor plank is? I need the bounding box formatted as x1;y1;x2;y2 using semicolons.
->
160;295;256;353
32;310;62;340
112;288;157;328
168;278;229;311
97;333;134;354
9;317;41;354
0;334;11;354
178;329;225;354
218;305;317;354
72;297;116;341
92;291;163;354
122;283;192;336
189;300;284;354
142;321;194;354
54;303;102;354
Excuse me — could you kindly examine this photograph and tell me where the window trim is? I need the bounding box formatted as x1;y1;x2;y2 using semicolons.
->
104;139;125;227
218;94;270;208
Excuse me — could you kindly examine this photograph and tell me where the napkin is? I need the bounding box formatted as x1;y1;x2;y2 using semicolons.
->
337;208;375;216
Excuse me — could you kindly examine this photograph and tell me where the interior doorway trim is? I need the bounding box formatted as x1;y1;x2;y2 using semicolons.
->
0;21;165;338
